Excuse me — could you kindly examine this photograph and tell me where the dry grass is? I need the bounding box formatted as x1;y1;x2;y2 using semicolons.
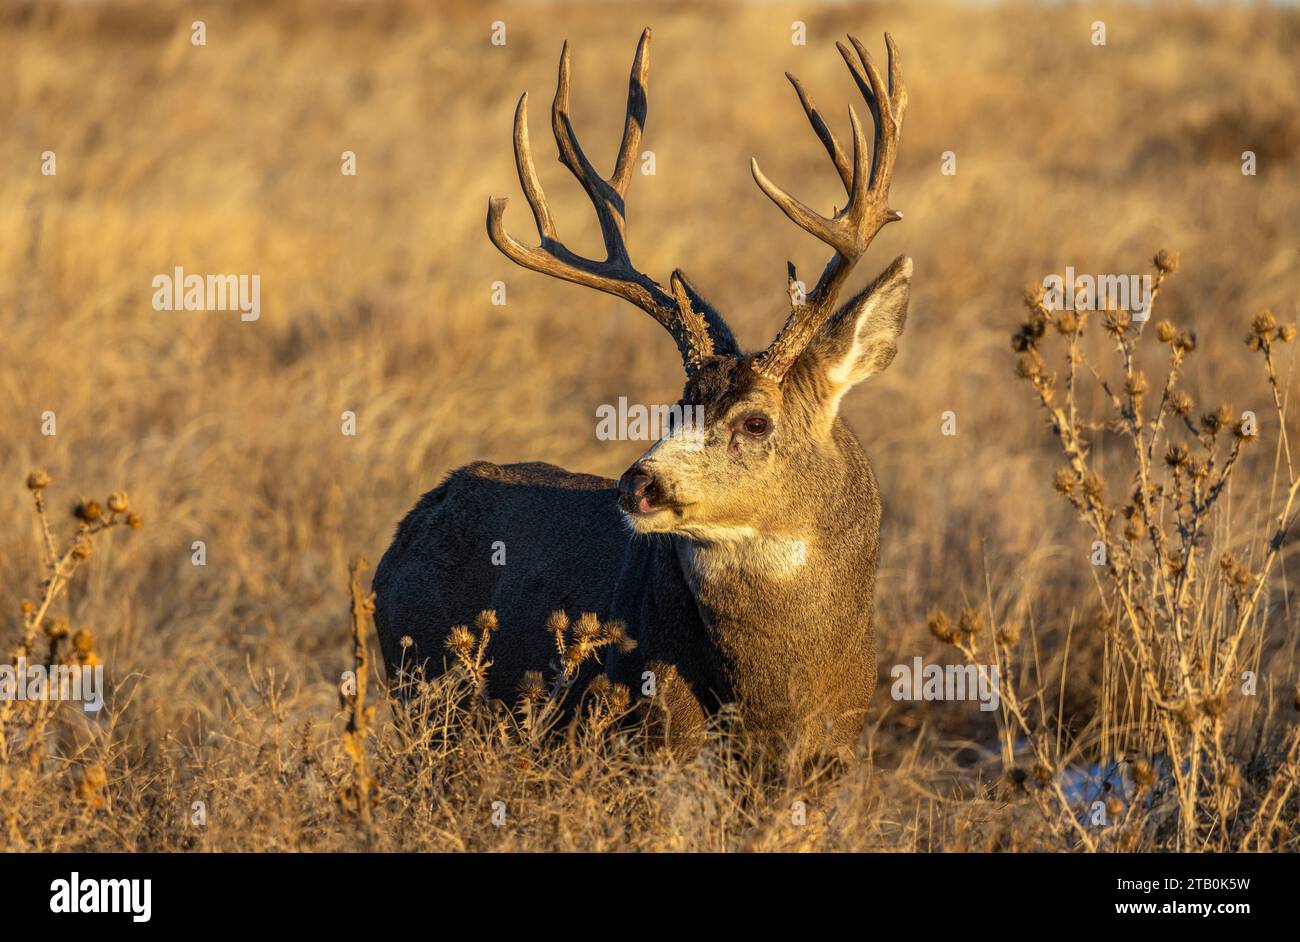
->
2;0;1298;851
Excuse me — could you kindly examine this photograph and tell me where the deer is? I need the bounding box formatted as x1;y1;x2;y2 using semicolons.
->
373;27;911;763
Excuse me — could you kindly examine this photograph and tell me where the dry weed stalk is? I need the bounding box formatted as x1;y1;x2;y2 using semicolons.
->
340;556;376;829
989;251;1300;849
932;608;1099;851
11;472;139;663
2;472;139;843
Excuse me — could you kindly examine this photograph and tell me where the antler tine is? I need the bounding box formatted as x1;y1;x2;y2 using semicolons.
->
553;39;627;263
610;29;651;197
550;28;653;261
885;34;905;105
844;34;904;190
785;72;852;191
486;29;739;375
751;34;906;381
511;93;557;242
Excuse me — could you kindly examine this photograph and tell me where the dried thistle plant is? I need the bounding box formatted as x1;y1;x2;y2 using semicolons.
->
2;473;141;842
12;472;140;663
998;251;1300;849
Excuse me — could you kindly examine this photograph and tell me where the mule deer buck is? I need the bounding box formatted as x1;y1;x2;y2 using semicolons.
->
374;28;910;761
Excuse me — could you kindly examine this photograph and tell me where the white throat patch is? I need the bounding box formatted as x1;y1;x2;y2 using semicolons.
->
679;529;810;580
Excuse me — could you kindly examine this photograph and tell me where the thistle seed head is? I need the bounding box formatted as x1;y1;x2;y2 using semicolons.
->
1103;309;1131;338
563;645;587;672
445;625;475;656
74;500;102;523
1132;758;1157;788
927;610;956;644
574;612;602;641
1251;310;1277;336
517;670;546;703
1082;471;1106;501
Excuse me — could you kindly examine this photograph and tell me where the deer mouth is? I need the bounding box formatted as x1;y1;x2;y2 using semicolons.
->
622;494;688;518
623;502;693;536
619;487;692;528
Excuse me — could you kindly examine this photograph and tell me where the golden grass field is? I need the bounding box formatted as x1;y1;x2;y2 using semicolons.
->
1;0;1298;851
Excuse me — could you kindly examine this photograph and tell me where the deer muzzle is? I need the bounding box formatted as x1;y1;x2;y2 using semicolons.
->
617;463;663;515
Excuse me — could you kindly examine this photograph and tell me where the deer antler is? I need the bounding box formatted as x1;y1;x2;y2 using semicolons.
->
750;34;907;381
487;28;738;374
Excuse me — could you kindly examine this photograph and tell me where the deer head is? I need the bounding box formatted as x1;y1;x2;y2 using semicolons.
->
488;29;910;546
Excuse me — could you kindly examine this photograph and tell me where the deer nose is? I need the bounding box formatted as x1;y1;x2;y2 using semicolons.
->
618;464;659;514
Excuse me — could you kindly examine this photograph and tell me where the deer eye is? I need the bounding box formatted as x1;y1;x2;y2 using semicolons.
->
742;414;771;437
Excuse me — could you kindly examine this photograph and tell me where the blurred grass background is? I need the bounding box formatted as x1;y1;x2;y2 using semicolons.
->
1;0;1298;755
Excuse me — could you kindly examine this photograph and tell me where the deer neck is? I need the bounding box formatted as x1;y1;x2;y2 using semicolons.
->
670;431;879;652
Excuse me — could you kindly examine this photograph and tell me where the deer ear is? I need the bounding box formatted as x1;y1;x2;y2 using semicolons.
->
805;255;911;401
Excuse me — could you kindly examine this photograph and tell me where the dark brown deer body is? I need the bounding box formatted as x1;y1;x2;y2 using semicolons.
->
374;29;912;760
